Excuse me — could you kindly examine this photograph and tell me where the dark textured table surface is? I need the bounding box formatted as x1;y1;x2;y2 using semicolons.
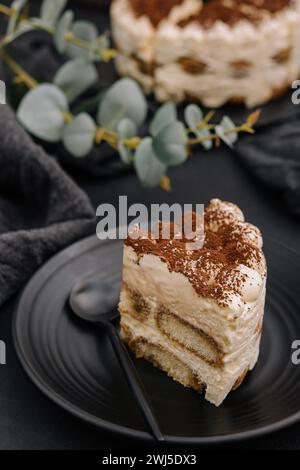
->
1;0;300;451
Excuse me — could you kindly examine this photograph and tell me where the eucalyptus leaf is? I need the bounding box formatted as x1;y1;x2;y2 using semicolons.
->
3;20;33;46
7;0;27;35
66;20;98;60
196;129;213;150
54;58;97;103
98;78;147;131
40;0;67;27
184;104;203;129
17;84;68;142
26;17;54;32
215;116;237;148
95;34;109;51
54;10;74;53
118;118;137;137
184;104;212;150
117;118;137;164
62;113;96;157
134;137;166;188
149;102;176;137
90;34;110;62
153;121;188;166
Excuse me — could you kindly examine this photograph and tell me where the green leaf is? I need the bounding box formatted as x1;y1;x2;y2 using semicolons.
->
90;34;110;62
97;78;147;131
153;121;188;166
66;20;98;60
17;84;68;142
117;118;137;164
215;116;237;148
40;0;67;27
134;137;166;188
118;118;137;138
196;129;213;150
54;10;74;53
184;104;203;129
3;20;33;46
95;34;109;51
149;102;176;137
62;113;96;157
7;0;27;35
54;58;97;103
184;104;212;149
25;17;53;32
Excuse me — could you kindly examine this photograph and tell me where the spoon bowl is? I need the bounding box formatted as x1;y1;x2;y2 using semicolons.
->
70;276;119;323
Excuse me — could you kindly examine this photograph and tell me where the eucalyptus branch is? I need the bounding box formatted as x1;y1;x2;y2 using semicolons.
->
0;50;38;89
188;126;254;146
0;0;260;190
0;1;117;62
63;31;117;62
0;4;15;17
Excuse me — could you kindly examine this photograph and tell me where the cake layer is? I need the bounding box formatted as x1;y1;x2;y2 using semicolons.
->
111;0;300;107
120;300;262;406
157;308;223;366
120;274;265;362
121;321;204;391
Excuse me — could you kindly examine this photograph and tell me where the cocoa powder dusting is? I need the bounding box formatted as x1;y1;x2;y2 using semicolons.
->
125;203;265;307
179;0;292;28
129;0;184;27
128;0;292;29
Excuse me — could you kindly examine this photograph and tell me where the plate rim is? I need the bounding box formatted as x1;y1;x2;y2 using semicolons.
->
12;234;300;445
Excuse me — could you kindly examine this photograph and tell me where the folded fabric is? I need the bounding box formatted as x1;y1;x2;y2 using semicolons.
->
0;105;95;308
236;114;300;216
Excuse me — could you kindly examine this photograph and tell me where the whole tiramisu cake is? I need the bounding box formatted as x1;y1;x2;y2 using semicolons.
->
111;0;300;107
118;200;266;406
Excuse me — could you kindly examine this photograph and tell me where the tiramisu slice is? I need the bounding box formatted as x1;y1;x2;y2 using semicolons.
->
111;0;300;107
118;200;266;406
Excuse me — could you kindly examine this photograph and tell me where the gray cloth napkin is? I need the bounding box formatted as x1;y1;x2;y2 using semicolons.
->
236;115;300;216
0;105;95;307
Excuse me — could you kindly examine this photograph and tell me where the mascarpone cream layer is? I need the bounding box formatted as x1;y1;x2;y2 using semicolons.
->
121;312;262;405
122;244;266;355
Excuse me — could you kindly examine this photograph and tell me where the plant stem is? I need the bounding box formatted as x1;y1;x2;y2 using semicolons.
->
188;125;252;146
63;31;117;61
0;4;15;17
202;110;215;125
0;49;38;89
188;133;221;146
0;2;117;61
123;137;141;150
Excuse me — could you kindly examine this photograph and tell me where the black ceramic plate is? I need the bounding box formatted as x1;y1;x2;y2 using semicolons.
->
13;235;300;444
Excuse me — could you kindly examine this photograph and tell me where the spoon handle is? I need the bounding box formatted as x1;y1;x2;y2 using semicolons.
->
105;322;164;442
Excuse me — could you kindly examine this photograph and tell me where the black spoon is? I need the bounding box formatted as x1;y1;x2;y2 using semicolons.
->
69;276;164;442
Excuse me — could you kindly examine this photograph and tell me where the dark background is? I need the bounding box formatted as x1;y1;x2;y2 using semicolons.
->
1;0;300;450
